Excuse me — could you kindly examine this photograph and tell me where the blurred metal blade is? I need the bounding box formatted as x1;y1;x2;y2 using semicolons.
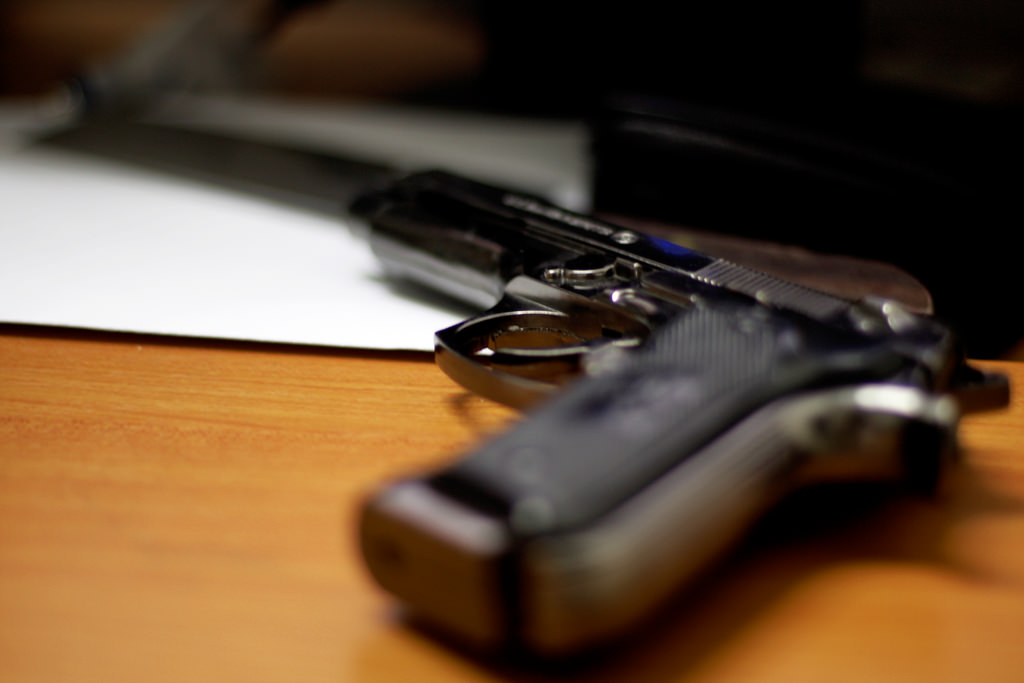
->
36;120;396;216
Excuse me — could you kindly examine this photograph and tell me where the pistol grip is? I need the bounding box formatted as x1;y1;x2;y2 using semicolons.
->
359;381;959;656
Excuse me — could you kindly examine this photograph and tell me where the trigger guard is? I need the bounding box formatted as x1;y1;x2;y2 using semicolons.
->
435;309;641;409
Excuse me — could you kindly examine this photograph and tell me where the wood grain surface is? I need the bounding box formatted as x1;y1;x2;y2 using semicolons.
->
1;325;1022;683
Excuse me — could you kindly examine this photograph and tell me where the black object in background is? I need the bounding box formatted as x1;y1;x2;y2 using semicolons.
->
589;90;1023;359
474;1;863;115
473;1;1023;358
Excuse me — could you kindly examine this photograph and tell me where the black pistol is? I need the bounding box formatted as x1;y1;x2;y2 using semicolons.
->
352;170;1008;657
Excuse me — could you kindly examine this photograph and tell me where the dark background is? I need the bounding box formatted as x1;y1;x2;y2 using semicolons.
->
2;0;1022;111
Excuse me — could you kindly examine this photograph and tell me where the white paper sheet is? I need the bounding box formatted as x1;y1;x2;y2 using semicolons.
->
0;97;588;351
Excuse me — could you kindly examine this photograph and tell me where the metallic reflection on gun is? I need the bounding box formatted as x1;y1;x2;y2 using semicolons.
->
352;170;1009;657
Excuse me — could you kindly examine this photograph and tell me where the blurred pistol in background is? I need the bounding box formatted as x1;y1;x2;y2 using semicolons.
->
50;0;328;120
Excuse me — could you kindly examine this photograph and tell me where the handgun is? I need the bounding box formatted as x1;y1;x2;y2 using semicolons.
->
352;170;1009;657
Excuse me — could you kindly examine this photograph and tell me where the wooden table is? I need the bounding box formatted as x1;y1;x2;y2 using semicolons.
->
2;324;1022;682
